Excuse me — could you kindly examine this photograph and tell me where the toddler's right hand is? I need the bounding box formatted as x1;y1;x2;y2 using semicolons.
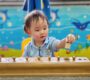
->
65;34;76;44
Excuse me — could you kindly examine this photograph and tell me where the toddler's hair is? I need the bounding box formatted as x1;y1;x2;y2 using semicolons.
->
24;10;49;34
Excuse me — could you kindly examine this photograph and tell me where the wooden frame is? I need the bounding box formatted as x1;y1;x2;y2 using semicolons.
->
0;62;90;77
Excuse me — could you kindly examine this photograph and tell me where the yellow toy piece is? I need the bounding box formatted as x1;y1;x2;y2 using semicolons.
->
54;51;60;57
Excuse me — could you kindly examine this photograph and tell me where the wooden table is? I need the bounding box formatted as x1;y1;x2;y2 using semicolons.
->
0;62;90;77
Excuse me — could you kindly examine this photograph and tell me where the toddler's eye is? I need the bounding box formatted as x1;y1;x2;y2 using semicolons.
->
43;28;46;30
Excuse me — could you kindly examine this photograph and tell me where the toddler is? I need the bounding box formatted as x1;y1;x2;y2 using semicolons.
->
23;10;75;57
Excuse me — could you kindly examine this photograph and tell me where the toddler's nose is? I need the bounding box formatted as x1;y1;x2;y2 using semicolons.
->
40;30;44;34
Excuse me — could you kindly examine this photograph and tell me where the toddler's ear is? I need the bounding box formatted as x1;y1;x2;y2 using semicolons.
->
26;30;31;35
24;27;31;34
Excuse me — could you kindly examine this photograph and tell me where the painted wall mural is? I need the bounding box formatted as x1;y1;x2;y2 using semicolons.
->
0;6;90;57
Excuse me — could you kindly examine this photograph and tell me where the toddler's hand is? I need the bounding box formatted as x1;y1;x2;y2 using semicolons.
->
66;34;75;43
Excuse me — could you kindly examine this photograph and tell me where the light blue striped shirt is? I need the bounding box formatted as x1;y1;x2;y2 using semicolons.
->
23;37;60;57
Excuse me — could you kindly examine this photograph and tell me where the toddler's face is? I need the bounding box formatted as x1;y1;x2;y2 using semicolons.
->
30;17;48;42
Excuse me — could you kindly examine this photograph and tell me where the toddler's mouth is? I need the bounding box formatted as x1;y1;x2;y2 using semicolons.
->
40;36;46;38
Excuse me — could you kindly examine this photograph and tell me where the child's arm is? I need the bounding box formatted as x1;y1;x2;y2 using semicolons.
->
22;45;29;57
56;34;75;49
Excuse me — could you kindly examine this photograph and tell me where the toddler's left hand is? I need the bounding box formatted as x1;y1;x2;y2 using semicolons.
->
66;34;76;43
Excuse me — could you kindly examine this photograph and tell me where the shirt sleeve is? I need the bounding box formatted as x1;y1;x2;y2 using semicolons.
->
49;37;60;52
22;45;29;57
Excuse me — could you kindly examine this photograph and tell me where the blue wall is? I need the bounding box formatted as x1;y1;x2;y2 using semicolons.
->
0;5;90;51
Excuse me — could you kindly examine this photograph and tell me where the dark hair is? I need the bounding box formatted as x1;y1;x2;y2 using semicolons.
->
24;10;49;34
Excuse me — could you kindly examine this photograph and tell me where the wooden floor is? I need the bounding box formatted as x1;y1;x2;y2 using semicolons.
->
0;62;90;77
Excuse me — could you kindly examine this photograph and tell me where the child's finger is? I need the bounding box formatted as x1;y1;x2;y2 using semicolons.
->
67;34;75;43
66;36;70;43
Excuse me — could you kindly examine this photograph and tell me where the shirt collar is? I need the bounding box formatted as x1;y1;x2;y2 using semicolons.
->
30;37;49;48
